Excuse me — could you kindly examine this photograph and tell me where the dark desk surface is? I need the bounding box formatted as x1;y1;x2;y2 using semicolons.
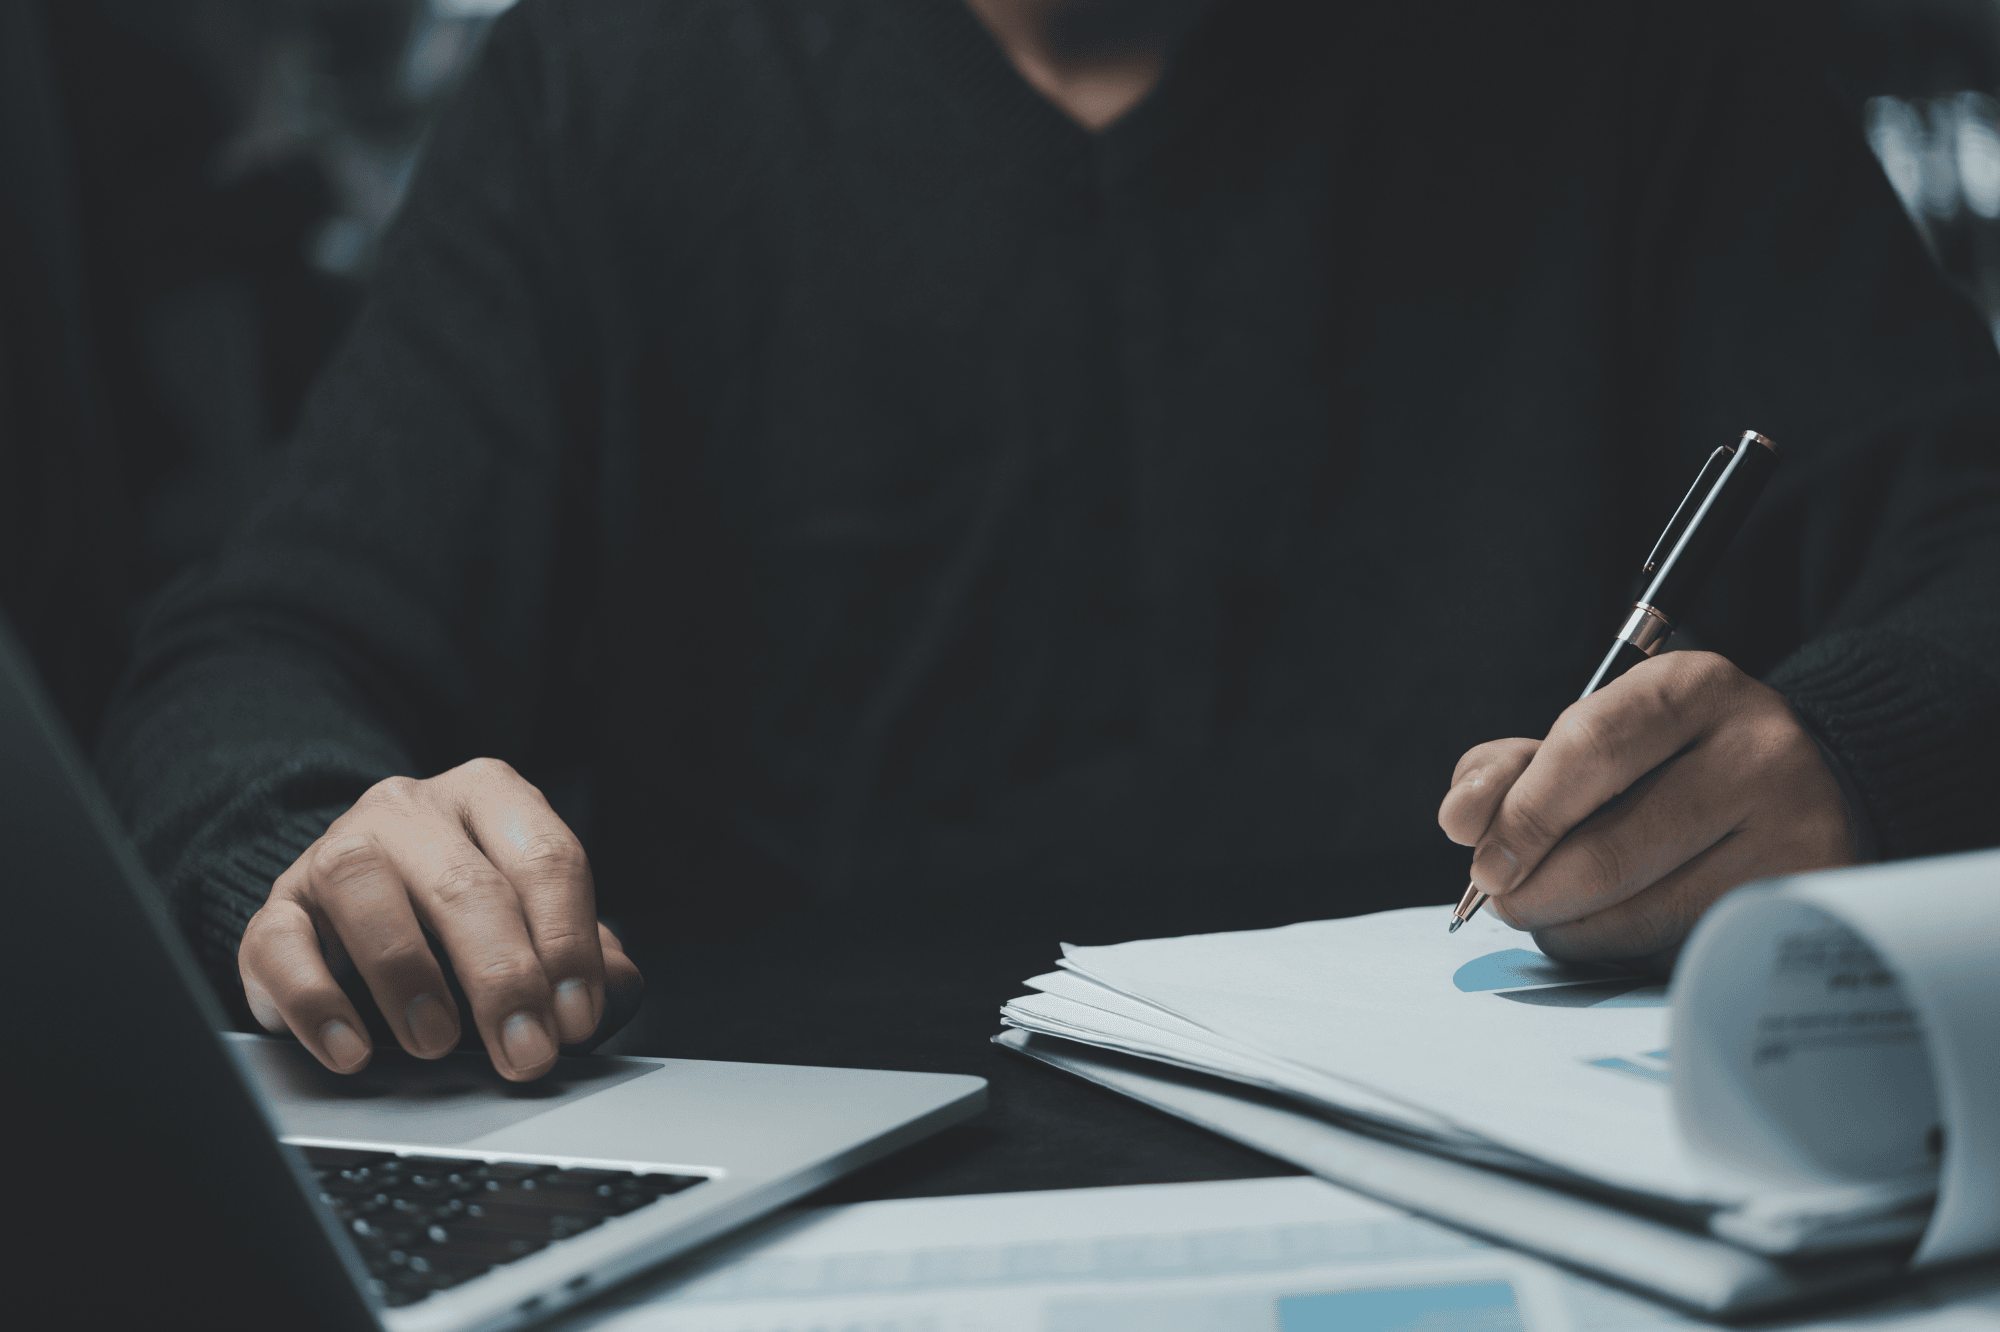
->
546;895;2000;1330
597;903;1310;1204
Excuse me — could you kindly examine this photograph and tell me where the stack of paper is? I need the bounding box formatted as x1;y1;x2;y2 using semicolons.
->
1002;909;1707;1206
999;860;2000;1308
1001;902;1961;1257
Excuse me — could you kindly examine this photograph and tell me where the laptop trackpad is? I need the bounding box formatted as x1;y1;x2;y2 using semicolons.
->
228;1034;660;1147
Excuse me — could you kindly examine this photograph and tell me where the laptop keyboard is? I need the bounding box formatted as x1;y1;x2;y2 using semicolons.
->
299;1145;708;1307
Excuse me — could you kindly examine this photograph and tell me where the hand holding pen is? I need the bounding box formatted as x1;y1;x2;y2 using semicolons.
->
1436;432;1863;965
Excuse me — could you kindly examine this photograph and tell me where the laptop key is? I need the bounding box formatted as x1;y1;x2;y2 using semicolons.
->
459;1200;599;1231
380;1255;486;1297
350;1217;424;1248
401;1160;484;1193
299;1149;711;1307
421;1230;556;1264
477;1183;624;1212
321;1195;389;1222
318;1177;395;1199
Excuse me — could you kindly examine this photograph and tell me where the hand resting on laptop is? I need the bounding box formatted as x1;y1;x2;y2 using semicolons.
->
238;758;644;1080
1437;651;1860;969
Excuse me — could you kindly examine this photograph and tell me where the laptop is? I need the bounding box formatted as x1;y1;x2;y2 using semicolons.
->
4;614;984;1331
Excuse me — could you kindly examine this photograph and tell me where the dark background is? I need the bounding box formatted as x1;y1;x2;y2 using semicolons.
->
6;0;1999;751
4;0;2000;1202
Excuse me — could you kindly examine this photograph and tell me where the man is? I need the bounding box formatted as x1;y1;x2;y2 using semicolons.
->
100;0;2000;1083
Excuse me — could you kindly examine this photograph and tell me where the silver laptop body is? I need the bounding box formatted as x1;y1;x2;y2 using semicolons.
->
2;614;984;1332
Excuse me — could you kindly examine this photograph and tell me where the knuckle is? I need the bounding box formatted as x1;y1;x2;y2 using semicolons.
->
241;899;308;951
237;923;273;967
309;833;386;890
357;774;423;812
1553;702;1622;770
240;902;281;939
270;857;311;902
1655;680;1702;735
244;949;343;1009
360;932;433;972
532;924;597;969
1628;661;1692;725
534;922;592;950
467;952;548;995
1672;651;1747;719
1457;738;1517;771
1676;649;1729;684
1656;648;1711;688
455;756;520;785
513;832;589;890
426;858;509;912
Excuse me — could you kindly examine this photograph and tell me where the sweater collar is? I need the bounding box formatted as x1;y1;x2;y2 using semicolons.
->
879;0;1239;188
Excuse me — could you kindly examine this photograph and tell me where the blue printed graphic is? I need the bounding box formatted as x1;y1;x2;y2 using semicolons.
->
1453;949;1667;1008
1278;1279;1526;1332
1452;949;1622;992
1587;1056;1671;1084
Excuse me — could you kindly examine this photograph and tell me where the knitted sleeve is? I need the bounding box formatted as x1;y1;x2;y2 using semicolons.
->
1629;0;2000;856
95;5;596;1013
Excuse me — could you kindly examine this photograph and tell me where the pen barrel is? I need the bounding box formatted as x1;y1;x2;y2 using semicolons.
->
1634;431;1778;621
1580;638;1654;700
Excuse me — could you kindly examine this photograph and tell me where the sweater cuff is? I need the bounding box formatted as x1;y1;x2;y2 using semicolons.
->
179;806;345;1027
1767;627;2000;860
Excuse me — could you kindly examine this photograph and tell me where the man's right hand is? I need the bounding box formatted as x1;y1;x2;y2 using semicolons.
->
238;758;643;1081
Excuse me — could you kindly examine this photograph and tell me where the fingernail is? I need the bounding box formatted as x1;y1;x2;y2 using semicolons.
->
553;979;594;1042
501;1012;555;1073
405;992;458;1057
320;1019;369;1071
1472;841;1521;893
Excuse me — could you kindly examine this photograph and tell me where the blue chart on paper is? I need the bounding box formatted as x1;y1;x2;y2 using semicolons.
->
1586;1049;1673;1084
1451;948;1668;1008
1277;1279;1527;1332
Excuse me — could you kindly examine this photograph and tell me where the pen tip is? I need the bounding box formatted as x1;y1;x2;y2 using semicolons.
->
1447;917;1463;934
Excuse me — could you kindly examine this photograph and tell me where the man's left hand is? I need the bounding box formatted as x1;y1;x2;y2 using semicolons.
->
1437;651;1861;967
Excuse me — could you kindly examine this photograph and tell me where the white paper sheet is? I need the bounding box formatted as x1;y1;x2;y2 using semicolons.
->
1008;970;1476;1141
1674;849;2000;1265
1029;908;1698;1201
552;1175;2000;1332
1001;854;2000;1262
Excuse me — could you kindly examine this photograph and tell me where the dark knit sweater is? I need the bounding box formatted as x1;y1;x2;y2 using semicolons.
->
99;0;2000;999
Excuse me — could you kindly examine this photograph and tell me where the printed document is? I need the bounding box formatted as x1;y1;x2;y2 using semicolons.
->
1000;852;2000;1262
554;1176;1998;1332
1005;909;1697;1201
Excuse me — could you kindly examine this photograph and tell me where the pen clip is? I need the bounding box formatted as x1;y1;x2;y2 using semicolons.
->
1641;445;1734;576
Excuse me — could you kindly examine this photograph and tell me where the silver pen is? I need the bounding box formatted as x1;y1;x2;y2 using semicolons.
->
1450;429;1780;933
